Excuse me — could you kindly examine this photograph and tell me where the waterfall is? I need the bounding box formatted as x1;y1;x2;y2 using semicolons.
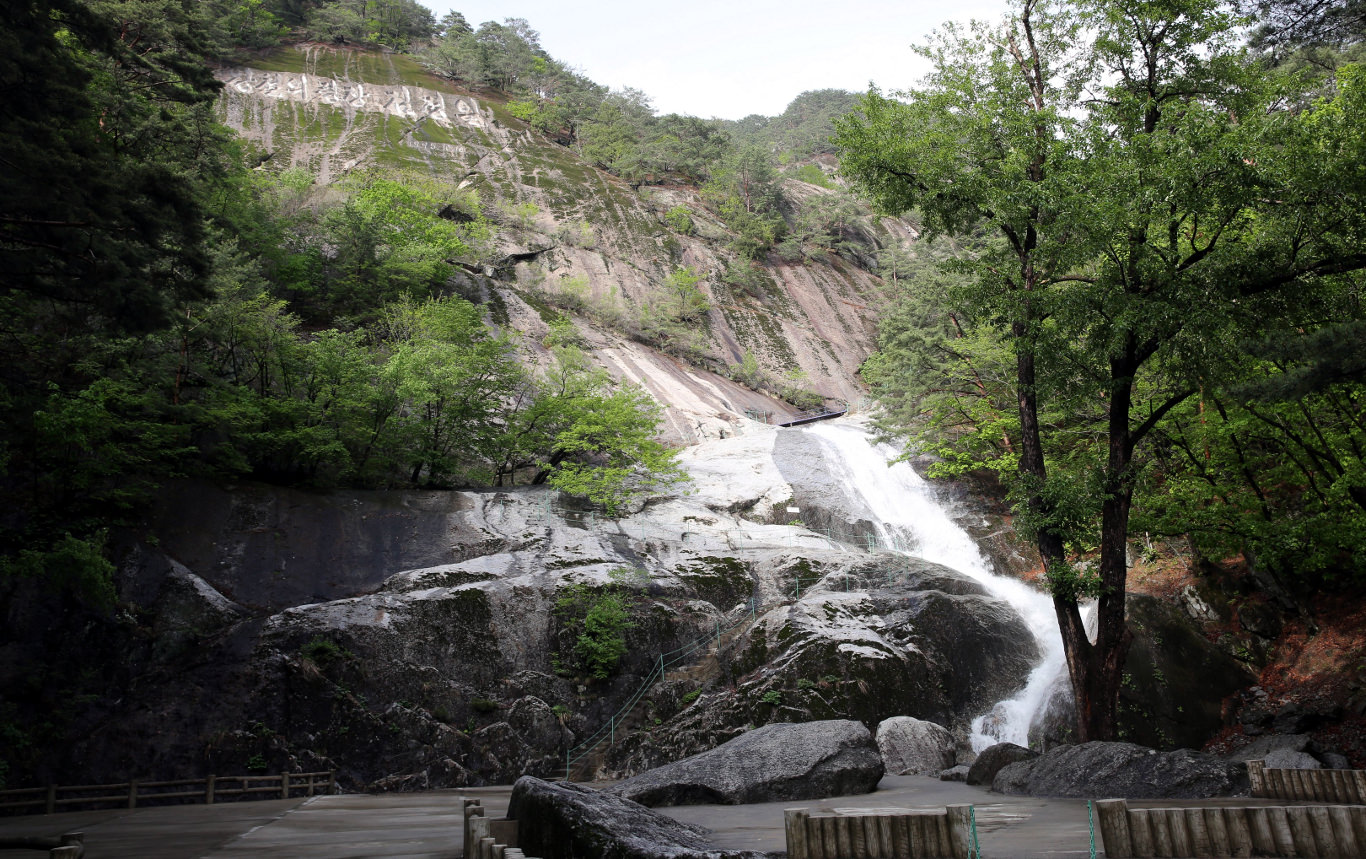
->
801;420;1067;750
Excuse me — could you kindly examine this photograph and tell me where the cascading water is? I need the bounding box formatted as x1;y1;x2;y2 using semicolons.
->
801;419;1067;750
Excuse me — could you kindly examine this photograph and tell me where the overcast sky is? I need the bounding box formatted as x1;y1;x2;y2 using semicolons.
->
423;1;1014;120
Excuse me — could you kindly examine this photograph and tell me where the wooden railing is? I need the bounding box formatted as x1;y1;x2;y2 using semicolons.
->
0;771;335;816
1247;759;1366;804
1095;797;1366;858
783;805;978;859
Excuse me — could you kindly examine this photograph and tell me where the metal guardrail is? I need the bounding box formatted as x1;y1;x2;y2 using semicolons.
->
563;598;763;780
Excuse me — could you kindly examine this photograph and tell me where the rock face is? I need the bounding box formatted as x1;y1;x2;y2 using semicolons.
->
993;742;1250;798
966;743;1038;787
608;721;883;806
1030;594;1257;751
31;422;1042;792
605;552;1038;777
508;776;770;859
1119;595;1256;749
215;52;902;446
876;717;957;776
1262;749;1323;770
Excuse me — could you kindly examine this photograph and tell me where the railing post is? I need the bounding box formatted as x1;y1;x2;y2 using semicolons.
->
784;809;810;859
1247;760;1266;797
206;774;216;805
328;771;336;795
46;784;55;815
128;780;138;809
610;716;615;746
281;772;290;799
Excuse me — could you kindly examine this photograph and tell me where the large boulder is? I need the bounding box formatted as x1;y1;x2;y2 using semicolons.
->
1262;749;1323;770
608;720;883;807
966;742;1038;786
1119;595;1256;750
508;777;771;859
993;742;1250;798
876;716;957;776
1224;732;1311;761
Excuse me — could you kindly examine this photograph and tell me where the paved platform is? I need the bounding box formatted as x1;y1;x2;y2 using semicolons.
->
0;776;1313;858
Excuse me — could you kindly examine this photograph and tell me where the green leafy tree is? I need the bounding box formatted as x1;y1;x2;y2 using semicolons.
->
837;0;1366;739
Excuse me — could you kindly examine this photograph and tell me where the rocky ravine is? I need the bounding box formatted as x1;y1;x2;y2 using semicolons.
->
40;421;1034;789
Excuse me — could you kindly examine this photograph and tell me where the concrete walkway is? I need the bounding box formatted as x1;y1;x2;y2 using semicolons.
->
0;776;1312;858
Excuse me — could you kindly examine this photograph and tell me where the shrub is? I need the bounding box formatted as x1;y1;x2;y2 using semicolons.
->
663;206;694;234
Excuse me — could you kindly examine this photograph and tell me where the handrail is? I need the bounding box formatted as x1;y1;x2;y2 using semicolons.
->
0;771;335;817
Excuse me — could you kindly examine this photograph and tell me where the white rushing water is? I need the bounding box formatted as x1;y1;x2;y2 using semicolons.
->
802;420;1067;750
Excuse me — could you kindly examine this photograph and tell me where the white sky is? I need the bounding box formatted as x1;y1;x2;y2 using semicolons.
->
423;1;1014;120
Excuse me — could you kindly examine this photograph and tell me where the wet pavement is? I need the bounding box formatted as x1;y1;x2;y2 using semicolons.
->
0;775;1300;858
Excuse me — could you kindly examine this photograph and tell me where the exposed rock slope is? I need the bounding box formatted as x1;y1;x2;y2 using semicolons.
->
214;45;913;443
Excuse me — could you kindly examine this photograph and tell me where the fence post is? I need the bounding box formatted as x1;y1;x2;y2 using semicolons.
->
127;780;138;810
46;784;55;815
946;805;973;859
206;775;216;805
281;772;290;799
784;809;810;859
328;771;336;795
610;716;615;746
1095;799;1133;858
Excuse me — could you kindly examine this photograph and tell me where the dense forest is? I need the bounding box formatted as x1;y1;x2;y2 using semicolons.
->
1;0;1364;786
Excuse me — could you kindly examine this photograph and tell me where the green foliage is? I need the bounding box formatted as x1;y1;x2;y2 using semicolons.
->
757;689;782;706
789;163;834;189
301;636;351;667
662;266;710;322
837;0;1366;738
681;689;701;705
0;534;117;609
703;146;787;259
554;582;636;679
727;350;766;390
663;206;694;234
726;89;861;160
470;697;499;713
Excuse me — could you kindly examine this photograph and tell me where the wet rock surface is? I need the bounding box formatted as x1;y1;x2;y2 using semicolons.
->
608;720;883;806
966;742;1038;787
993;742;1250;798
509;776;773;859
876;716;957;776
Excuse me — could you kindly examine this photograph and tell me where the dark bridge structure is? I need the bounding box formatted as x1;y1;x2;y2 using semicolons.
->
777;407;848;428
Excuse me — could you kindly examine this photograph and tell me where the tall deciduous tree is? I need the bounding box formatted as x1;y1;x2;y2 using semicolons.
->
837;0;1366;739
